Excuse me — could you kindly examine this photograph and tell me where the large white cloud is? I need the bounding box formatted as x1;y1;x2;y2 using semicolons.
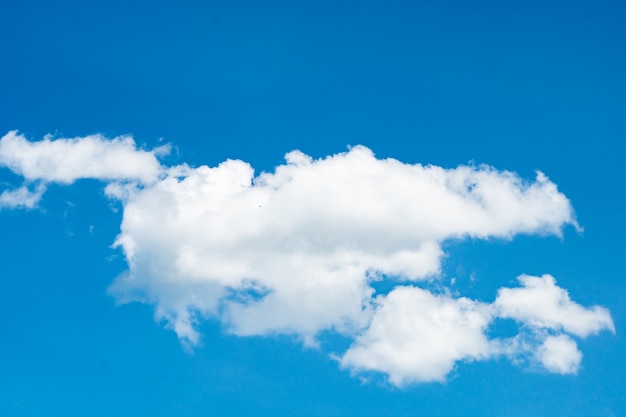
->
107;145;577;344
0;132;614;385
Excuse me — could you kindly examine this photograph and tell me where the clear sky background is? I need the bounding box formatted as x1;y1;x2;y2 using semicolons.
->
0;0;624;416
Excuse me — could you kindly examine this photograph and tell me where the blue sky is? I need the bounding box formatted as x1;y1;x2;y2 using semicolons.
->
1;0;624;416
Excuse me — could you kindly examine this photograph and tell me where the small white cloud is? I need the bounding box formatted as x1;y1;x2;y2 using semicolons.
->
536;334;582;374
0;184;46;209
340;286;492;385
0;131;165;185
494;274;615;337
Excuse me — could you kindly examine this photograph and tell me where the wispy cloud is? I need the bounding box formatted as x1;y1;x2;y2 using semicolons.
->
0;184;46;209
0;132;613;385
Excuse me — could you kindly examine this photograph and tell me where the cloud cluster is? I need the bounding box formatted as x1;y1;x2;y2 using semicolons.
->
0;131;614;385
342;275;613;385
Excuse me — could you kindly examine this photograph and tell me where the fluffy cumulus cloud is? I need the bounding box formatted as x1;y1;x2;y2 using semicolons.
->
340;287;492;385
535;335;582;374
0;131;615;385
342;275;614;384
494;274;615;337
107;144;577;344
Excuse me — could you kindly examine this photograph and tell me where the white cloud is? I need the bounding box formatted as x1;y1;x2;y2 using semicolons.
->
341;275;614;384
0;131;166;185
0;184;46;209
494;274;615;337
536;334;582;374
0;131;614;385
340;286;493;385
107;145;577;344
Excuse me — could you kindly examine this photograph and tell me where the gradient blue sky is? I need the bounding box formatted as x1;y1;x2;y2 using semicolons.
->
1;0;624;416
